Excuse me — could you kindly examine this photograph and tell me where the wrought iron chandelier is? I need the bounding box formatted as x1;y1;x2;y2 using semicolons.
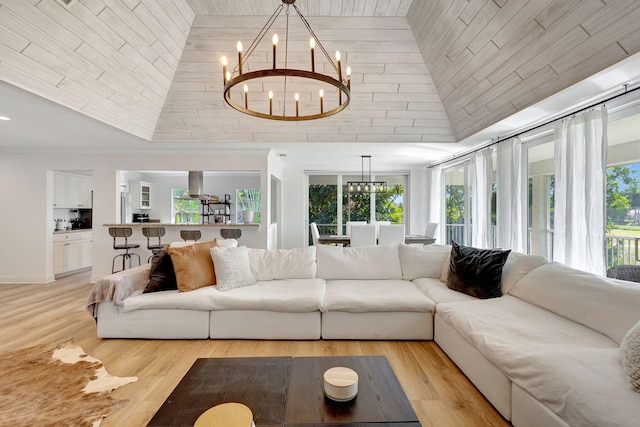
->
220;0;351;121
347;156;387;193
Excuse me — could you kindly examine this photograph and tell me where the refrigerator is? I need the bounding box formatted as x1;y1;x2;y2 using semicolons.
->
121;191;132;224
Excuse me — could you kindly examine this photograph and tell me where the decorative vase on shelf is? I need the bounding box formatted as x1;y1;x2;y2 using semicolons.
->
242;210;255;224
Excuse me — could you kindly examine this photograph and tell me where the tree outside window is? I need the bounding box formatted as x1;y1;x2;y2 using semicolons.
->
172;189;200;224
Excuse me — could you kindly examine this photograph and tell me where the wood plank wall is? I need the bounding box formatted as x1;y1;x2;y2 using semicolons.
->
0;0;195;140
408;0;640;141
152;14;456;143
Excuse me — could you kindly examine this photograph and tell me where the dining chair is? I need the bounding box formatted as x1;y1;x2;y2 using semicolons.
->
309;222;320;246
425;222;438;238
350;224;377;247
377;224;405;245
346;221;367;235
372;220;390;235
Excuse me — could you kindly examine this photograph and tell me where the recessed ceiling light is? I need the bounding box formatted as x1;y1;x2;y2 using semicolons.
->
0;116;11;121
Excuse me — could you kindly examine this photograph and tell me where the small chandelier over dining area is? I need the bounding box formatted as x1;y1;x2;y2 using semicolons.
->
348;156;387;193
220;0;351;121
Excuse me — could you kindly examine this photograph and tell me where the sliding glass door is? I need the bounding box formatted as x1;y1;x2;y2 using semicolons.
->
443;163;470;245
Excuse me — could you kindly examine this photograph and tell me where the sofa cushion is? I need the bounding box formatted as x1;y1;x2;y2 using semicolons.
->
500;252;547;294
247;247;316;281
323;279;435;313
316;244;402;280
143;249;177;293
121;278;326;313
208;278;326;312
210;246;256;292
167;240;217;292
398;243;450;280
509;262;640;344
621;320;640;392
412;277;476;305
447;242;510;299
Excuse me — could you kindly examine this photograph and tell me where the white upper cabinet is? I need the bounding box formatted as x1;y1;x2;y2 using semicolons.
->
54;172;92;208
53;171;67;208
131;181;151;209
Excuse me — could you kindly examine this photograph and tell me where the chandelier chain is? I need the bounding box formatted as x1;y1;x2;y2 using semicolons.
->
292;3;341;77
235;3;284;74
282;5;290;116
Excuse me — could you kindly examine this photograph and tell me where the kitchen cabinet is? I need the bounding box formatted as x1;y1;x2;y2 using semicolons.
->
131;181;151;209
53;172;67;208
54;172;92;208
54;231;92;275
80;231;92;268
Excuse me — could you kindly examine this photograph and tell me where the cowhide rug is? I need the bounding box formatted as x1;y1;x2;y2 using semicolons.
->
0;340;137;427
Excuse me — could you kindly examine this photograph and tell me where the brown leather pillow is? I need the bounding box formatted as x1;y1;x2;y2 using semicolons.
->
167;240;217;292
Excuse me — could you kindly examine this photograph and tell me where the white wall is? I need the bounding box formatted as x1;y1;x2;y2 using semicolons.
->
0;150;271;284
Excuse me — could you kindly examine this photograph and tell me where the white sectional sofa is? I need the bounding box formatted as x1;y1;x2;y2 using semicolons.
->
87;241;640;427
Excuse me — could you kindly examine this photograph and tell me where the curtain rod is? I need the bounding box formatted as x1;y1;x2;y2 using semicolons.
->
427;84;640;169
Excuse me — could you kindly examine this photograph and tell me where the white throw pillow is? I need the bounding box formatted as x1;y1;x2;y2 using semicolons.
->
247;247;316;281
210;246;256;292
215;238;238;248
398;243;450;280
316;244;402;280
620;321;640;392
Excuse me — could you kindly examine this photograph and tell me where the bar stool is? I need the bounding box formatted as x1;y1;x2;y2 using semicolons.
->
220;228;241;239
142;227;168;262
180;230;201;242
109;227;141;273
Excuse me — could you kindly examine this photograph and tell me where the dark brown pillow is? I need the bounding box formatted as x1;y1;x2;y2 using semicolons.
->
143;249;177;293
447;241;511;299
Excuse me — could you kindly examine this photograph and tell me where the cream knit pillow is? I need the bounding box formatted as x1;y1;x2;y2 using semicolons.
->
620;320;640;392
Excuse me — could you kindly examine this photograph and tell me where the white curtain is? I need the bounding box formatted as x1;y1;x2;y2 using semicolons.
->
426;165;442;243
471;147;493;248
553;107;608;275
496;137;525;252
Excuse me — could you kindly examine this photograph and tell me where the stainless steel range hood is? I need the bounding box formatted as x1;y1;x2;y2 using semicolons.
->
188;171;209;199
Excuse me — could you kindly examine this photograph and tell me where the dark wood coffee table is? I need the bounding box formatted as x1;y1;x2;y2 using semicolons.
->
148;356;421;427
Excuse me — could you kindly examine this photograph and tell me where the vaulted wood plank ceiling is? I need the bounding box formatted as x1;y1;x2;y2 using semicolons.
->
0;0;639;147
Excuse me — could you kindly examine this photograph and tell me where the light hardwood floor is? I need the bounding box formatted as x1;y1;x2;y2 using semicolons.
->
0;270;510;427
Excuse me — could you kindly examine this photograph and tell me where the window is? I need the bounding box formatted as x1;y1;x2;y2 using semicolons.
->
309;175;339;236
444;164;469;245
237;189;261;224
308;173;406;240
172;189;200;224
527;140;555;259
606;163;640;267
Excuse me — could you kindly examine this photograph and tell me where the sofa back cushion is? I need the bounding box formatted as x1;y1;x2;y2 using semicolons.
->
510;262;640;344
316;244;402;280
500;252;547;294
247;247;317;281
399;243;450;280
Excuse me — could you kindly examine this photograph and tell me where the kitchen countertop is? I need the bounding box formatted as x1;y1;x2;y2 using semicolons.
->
53;228;92;234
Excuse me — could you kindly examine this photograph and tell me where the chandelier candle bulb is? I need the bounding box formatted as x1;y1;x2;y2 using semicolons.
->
295;93;299;117
272;34;278;69
237;41;243;75
346;66;351;90
319;89;324;114
310;37;315;72
269;91;273;115
243;84;248;109
336;51;342;82
221;56;228;84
